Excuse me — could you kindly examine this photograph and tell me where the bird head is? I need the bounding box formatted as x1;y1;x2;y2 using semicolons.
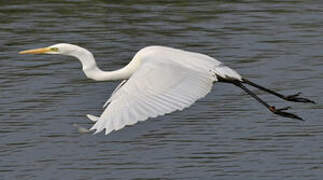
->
19;43;80;56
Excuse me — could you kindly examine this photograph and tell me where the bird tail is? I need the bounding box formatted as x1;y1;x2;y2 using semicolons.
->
214;64;242;81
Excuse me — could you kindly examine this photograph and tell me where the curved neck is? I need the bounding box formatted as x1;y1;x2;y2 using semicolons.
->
69;46;132;81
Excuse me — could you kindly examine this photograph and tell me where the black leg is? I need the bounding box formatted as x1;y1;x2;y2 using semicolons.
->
242;78;315;104
233;81;303;120
225;79;304;121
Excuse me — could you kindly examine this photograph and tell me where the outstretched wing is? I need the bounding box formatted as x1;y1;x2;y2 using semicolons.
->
90;60;216;135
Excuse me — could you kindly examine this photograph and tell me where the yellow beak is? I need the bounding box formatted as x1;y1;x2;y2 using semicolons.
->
19;47;51;54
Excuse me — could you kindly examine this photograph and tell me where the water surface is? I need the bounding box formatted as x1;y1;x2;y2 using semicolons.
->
1;1;323;179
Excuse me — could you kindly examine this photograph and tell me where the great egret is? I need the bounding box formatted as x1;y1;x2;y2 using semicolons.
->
19;43;315;135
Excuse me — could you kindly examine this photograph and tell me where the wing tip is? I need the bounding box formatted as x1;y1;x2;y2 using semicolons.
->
89;124;115;136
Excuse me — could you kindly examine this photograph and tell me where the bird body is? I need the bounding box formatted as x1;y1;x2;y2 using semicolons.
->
19;43;314;135
81;45;242;134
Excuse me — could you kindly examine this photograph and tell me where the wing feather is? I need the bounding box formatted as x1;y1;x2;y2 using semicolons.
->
90;60;215;135
103;80;127;108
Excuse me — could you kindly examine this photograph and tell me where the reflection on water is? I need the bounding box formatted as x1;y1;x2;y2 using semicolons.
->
1;1;323;179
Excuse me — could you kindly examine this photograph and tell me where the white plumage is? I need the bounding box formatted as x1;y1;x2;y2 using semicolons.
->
88;46;241;134
19;44;243;135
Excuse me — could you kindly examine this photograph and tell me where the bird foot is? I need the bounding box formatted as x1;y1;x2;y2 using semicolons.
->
269;106;304;121
284;92;315;104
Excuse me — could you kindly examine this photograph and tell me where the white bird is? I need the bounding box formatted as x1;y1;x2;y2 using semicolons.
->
19;43;315;135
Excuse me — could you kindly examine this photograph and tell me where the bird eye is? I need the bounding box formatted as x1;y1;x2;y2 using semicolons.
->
50;47;59;52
